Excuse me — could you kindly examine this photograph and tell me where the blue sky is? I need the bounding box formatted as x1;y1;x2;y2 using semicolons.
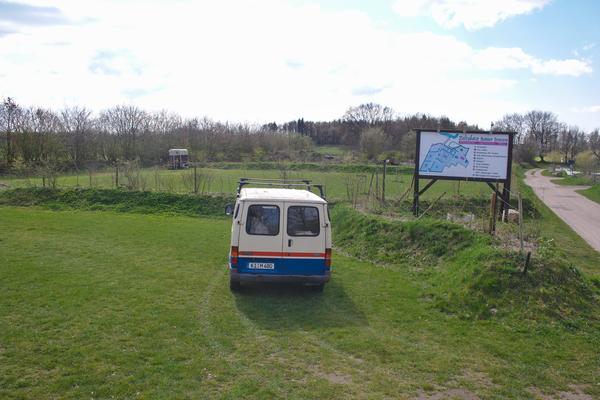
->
0;0;598;130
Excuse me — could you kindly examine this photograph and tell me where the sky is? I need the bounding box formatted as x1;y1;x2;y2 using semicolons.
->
0;0;599;130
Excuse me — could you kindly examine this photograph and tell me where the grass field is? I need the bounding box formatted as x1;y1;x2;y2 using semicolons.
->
0;165;495;204
314;145;351;156
1;164;600;399
1;204;600;399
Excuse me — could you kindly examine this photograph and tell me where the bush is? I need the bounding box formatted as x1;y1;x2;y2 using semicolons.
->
575;150;599;174
360;127;386;160
514;141;537;164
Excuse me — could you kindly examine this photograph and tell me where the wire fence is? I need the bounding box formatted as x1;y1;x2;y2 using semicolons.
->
0;162;236;195
340;169;547;257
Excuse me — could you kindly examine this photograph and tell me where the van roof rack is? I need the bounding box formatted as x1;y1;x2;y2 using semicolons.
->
237;178;326;199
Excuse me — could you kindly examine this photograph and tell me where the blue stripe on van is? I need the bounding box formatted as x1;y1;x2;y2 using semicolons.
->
232;256;329;276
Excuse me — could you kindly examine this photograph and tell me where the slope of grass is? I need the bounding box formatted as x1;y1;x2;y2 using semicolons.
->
332;205;477;265
2;207;600;399
331;205;600;328
0;187;232;217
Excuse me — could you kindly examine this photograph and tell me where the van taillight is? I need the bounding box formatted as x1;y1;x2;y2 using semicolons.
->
325;248;332;267
231;246;239;267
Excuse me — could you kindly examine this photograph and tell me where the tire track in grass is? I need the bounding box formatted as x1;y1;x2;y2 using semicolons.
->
292;309;414;395
232;300;369;397
287;259;467;396
197;266;230;354
198;276;328;396
196;268;285;367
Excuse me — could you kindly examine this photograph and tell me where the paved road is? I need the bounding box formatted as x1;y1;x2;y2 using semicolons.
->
524;169;600;253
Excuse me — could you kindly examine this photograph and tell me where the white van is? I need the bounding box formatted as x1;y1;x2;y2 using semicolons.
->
227;179;332;291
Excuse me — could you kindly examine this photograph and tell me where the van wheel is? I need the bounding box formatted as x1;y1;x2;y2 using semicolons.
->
311;283;324;292
230;279;241;292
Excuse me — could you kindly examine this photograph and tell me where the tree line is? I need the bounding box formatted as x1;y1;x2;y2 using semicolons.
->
1;97;599;173
493;110;600;166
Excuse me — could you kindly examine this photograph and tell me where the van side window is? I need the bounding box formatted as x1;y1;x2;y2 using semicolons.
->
234;204;240;219
246;205;280;236
287;206;320;237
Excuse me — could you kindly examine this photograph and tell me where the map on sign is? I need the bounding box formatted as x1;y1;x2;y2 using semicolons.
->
418;131;510;180
419;132;469;173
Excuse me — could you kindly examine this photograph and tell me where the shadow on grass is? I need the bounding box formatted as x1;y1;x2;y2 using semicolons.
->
233;280;368;330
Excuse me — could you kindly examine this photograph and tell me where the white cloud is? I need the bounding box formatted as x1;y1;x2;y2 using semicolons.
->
473;47;592;76
393;0;550;30
0;0;592;129
530;59;592;76
572;105;600;113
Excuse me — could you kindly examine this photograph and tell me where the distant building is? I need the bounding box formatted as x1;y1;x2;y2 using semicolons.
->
168;149;189;169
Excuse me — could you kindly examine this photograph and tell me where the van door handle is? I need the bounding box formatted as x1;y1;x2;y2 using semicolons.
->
288;239;293;247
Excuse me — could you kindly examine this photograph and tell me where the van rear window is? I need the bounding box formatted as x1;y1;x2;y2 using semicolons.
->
287;206;320;237
246;205;280;236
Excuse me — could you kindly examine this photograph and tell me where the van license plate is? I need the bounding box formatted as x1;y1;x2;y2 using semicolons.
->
248;262;275;270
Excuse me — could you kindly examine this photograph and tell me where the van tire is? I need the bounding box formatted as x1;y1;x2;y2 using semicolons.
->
230;279;241;292
311;283;324;292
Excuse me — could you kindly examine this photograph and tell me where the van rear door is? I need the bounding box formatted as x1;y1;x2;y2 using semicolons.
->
282;203;327;276
236;202;284;274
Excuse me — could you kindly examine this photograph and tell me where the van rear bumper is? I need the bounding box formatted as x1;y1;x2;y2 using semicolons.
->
231;270;330;284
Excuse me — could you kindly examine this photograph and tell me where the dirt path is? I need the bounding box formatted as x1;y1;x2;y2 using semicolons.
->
524;169;600;253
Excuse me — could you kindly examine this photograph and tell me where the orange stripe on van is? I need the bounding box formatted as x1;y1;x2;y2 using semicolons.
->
239;251;326;258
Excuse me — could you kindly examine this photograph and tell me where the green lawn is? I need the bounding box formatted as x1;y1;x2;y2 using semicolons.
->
578;184;600;204
551;175;595;186
314;145;351;156
1;207;599;399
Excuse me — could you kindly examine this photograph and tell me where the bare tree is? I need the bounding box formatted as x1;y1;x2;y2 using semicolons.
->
60;106;93;168
590;129;600;162
524;110;558;162
494;113;525;143
343;103;395;125
18;107;61;164
140;110;182;164
99;105;148;161
558;125;585;162
342;103;395;147
0;97;20;166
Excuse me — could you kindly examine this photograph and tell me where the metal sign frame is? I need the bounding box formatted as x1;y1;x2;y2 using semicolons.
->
412;129;515;216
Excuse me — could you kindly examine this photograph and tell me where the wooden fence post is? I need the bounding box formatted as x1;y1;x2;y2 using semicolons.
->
518;192;524;253
382;159;387;203
489;192;497;234
194;164;198;194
